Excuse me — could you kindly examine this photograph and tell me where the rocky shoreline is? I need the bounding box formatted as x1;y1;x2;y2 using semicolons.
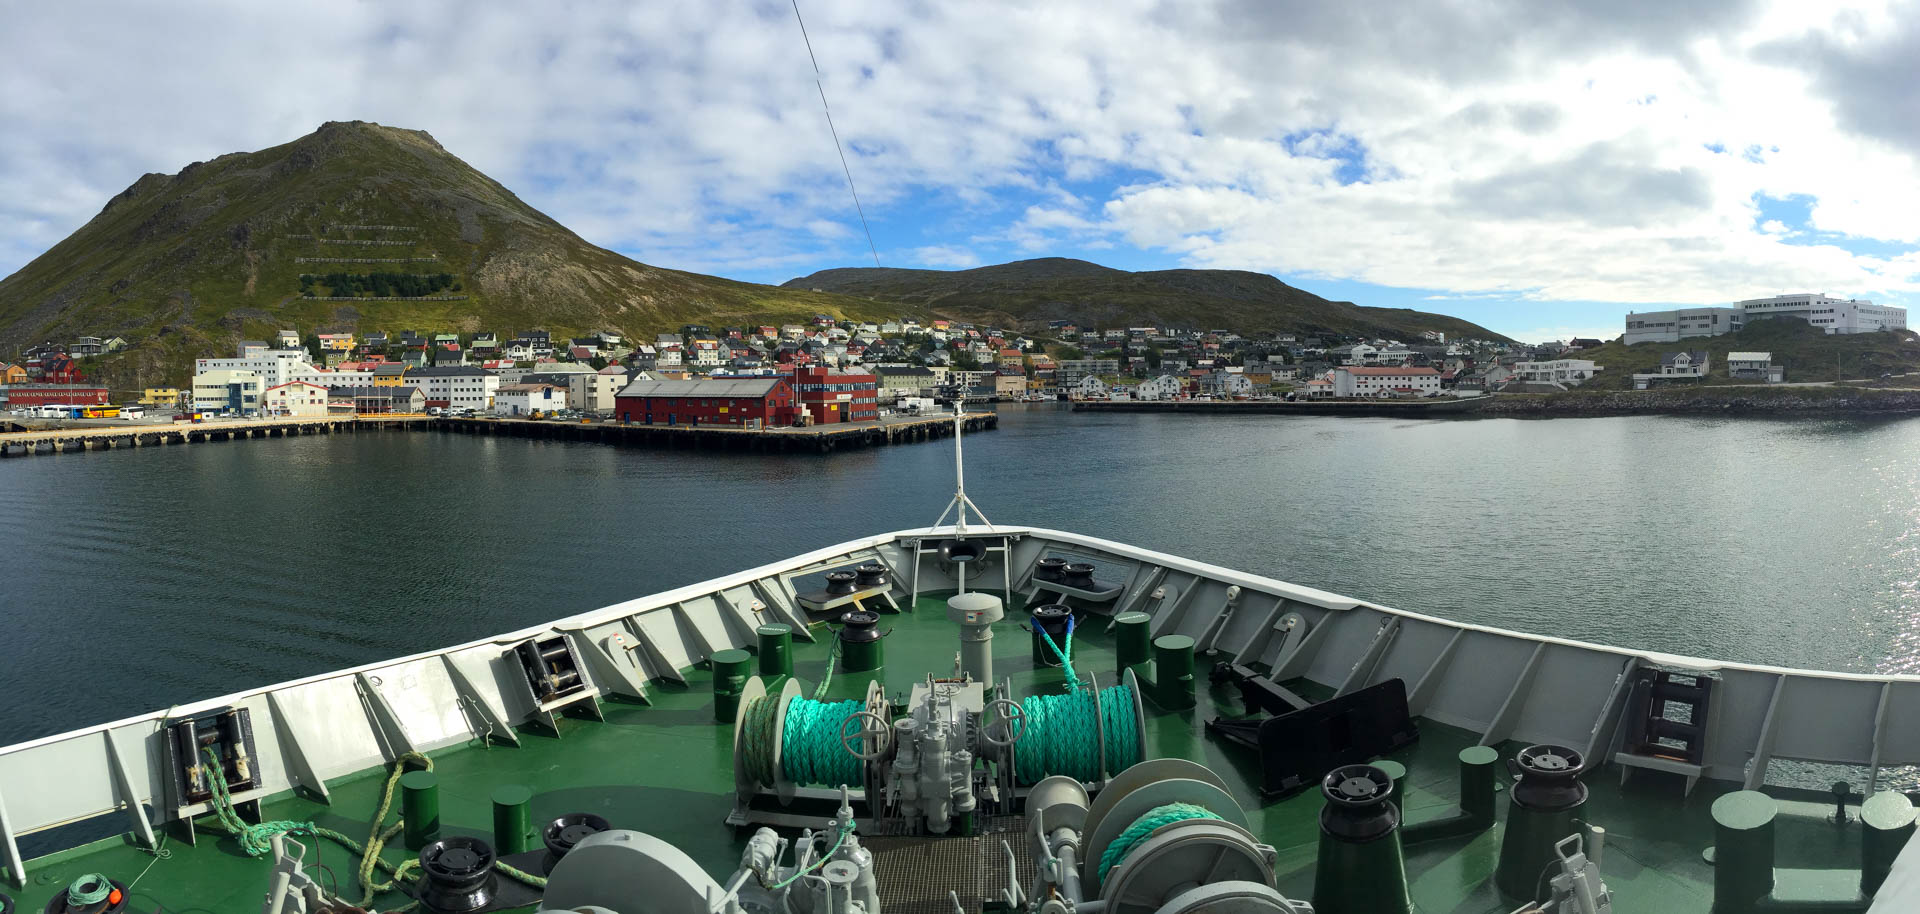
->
1478;387;1920;416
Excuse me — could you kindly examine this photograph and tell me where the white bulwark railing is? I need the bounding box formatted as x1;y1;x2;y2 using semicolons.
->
1;525;1916;886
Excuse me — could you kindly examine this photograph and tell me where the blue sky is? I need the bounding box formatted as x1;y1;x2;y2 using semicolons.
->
5;1;1920;343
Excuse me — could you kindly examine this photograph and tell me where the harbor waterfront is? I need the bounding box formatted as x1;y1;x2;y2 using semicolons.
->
0;410;995;457
5;405;1920;744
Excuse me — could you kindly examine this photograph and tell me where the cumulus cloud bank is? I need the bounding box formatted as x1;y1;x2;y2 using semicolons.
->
3;0;1919;311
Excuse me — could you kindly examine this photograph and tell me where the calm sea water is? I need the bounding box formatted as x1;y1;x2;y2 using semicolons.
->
5;406;1920;741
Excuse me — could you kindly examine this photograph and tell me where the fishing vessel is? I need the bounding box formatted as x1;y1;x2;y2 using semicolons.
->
3;414;1918;914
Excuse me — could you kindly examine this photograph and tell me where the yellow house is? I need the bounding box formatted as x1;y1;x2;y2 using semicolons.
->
0;362;26;384
318;333;356;352
372;364;408;387
140;388;181;407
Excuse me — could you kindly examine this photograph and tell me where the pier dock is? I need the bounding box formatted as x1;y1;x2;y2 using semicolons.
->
434;412;996;453
0;412;996;458
0;415;426;457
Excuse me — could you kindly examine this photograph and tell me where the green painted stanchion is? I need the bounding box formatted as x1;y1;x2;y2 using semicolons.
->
1862;790;1916;898
757;624;794;678
712;648;753;722
1710;790;1777;914
492;784;533;855
1115;612;1152;669
1152;634;1196;709
401;769;440;851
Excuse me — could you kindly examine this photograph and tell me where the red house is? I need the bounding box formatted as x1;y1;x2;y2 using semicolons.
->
613;377;797;427
790;365;878;424
29;354;83;384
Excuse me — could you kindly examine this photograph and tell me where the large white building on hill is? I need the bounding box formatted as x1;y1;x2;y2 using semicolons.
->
1736;294;1906;334
1625;294;1906;345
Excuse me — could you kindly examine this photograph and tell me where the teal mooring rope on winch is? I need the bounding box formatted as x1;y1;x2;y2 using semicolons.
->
740;657;866;789
782;697;866;787
1020;621;1143;784
1096;802;1224;883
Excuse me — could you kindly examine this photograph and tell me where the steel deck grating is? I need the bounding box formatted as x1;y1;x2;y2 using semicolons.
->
868;816;1036;914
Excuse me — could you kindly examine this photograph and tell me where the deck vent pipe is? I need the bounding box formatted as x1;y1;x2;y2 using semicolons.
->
757;624;794;678
1311;764;1412;914
1495;744;1588;902
711;649;754;722
946;592;1004;682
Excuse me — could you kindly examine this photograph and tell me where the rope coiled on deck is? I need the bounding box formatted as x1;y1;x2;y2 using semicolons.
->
199;747;547;912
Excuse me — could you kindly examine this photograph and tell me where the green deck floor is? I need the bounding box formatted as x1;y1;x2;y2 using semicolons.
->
12;595;1880;912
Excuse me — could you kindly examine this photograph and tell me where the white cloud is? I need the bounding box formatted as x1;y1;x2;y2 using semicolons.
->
907;245;980;268
2;0;1920;312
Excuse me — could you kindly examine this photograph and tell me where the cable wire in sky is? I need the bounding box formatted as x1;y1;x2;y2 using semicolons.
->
790;0;881;268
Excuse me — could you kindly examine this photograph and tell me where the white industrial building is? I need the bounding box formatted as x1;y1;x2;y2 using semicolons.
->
1737;294;1906;334
1625;294;1906;344
1623;307;1746;345
193;346;321;390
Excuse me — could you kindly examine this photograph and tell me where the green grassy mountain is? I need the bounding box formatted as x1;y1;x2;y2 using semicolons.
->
782;258;1511;342
1570;320;1920;389
0;121;920;390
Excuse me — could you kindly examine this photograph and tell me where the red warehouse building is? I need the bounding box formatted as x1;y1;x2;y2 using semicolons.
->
1;385;111;407
789;365;878;424
613;377;797;427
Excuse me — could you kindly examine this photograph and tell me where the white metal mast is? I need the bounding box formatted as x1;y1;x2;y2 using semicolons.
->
925;400;993;535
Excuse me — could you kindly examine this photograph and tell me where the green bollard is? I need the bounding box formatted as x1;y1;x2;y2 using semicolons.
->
712;648;753;722
1710;790;1777;914
1400;746;1499;846
401;769;440;851
1861;790;1916;898
1152;634;1196;709
757;624;793;678
492;784;534;855
1374;760;1407;814
1115;612;1152;669
1458;745;1498;827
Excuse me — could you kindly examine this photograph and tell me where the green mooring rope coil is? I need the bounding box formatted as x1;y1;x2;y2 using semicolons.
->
783;697;867;787
1019;620;1142;784
67;873;113;905
740;659;866;789
1096;802;1224;884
